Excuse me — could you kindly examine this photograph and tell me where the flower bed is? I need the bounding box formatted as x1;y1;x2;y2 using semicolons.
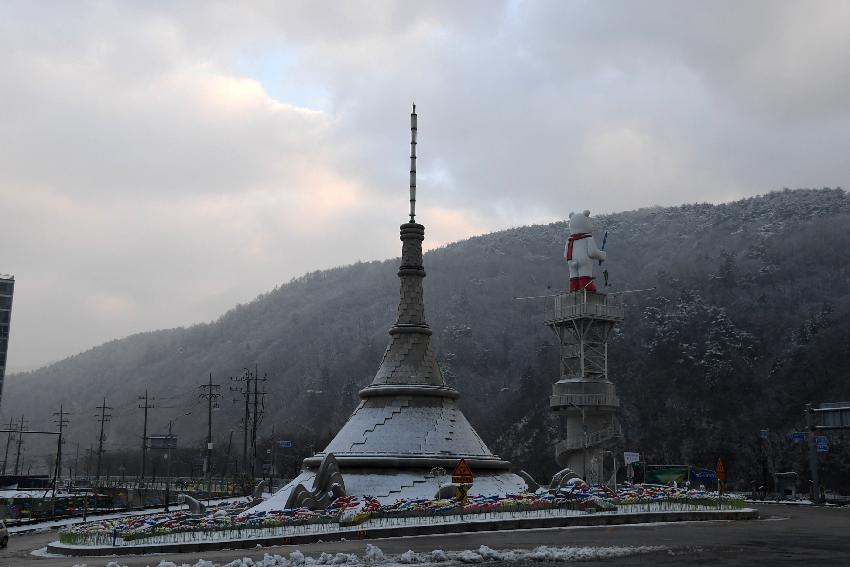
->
58;484;744;547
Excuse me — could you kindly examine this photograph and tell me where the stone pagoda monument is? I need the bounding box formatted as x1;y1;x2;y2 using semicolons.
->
545;211;623;484
252;106;526;512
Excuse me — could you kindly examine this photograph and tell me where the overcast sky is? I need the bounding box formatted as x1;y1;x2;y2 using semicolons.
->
2;0;849;371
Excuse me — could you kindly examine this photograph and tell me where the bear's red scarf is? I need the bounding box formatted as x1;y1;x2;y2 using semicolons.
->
565;233;592;260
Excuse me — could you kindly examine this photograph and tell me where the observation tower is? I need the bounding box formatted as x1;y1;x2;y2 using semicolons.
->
546;214;623;483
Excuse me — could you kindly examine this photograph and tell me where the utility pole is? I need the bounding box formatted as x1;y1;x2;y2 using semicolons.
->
2;416;14;475
223;430;233;480
138;391;155;479
270;424;276;490
94;398;112;481
86;445;93;477
13;415;27;475
164;419;174;512
230;367;267;486
51;405;70;519
252;367;259;478
199;373;221;499
250;366;268;480
74;442;80;482
231;368;252;478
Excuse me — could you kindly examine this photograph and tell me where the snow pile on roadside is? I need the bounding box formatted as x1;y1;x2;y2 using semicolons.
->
68;543;665;567
364;544;386;563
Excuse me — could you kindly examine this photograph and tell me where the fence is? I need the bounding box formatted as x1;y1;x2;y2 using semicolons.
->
59;495;745;548
60;501;605;547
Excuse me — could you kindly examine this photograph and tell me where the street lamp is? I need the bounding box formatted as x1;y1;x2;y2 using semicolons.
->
566;402;588;481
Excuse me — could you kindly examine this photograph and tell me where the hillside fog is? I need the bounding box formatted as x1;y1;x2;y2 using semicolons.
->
4;188;850;492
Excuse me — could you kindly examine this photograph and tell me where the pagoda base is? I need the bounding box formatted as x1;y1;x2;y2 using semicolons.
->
249;467;528;512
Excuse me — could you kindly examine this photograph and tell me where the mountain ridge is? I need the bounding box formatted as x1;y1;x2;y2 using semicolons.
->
5;188;850;490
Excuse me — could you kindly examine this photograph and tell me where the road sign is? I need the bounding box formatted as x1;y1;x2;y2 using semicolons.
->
815;402;850;429
623;451;640;465
817;443;830;453
452;458;473;484
645;465;689;484
278;440;292;448
715;458;727;482
815;436;828;444
149;435;177;450
690;468;717;482
790;432;806;442
759;430;769;439
455;484;469;503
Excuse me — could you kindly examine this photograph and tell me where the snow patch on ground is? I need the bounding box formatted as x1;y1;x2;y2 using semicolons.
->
30;545;67;557
62;543;666;567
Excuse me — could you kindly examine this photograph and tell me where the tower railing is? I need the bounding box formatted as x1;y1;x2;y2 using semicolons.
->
550;393;620;409
544;291;624;324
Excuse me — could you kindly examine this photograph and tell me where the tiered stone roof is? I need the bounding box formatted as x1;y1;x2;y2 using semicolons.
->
305;220;510;471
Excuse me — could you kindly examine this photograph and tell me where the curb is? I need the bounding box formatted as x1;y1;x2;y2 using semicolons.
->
47;508;759;557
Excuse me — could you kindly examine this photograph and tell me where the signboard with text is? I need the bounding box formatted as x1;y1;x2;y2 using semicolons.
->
816;403;850;429
690;468;717;482
149;435;177;450
623;452;640;465
645;465;689;484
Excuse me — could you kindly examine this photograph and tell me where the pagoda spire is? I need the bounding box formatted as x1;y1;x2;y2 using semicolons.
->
359;105;452;397
409;103;417;223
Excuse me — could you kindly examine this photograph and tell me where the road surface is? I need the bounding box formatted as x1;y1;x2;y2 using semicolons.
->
2;504;849;566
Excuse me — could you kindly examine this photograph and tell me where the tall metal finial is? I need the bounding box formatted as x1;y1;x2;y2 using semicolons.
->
409;103;417;222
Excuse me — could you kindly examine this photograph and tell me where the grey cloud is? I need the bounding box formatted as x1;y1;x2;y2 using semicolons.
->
1;0;849;369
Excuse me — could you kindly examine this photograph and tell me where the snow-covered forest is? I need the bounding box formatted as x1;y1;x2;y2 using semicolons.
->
4;188;849;491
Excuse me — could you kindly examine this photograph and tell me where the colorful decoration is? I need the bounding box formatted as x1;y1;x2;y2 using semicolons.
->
59;484;744;546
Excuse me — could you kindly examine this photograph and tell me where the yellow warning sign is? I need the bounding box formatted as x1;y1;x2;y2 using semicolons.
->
452;458;473;484
455;484;469;503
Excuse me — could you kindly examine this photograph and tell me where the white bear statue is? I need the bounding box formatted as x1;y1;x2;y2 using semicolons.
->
564;210;606;292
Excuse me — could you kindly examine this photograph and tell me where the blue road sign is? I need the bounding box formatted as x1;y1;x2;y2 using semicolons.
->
790;432;806;442
817;444;829;453
278;440;293;448
759;430;769;439
816;436;828;444
690;468;717;482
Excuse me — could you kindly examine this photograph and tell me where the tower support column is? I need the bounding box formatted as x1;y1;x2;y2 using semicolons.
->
545;290;623;483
